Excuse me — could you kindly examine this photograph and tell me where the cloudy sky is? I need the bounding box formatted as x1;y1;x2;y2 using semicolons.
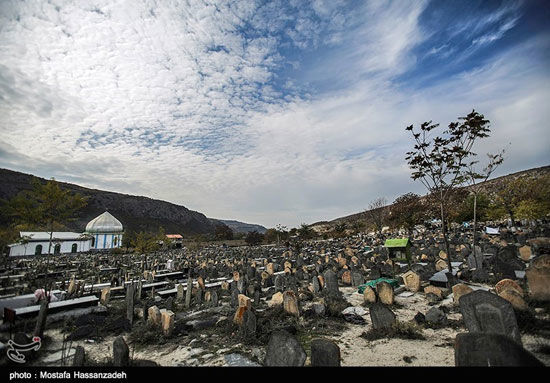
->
1;0;549;228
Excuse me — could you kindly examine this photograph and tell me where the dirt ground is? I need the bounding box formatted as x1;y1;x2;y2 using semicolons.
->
24;285;550;367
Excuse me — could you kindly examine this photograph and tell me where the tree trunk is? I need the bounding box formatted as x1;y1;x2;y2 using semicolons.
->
473;193;478;268
440;197;453;275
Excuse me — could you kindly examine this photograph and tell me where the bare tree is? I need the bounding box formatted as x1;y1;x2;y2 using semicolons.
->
365;197;389;235
405;110;493;276
464;150;505;265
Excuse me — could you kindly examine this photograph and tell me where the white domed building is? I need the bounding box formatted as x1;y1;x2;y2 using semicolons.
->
85;211;124;250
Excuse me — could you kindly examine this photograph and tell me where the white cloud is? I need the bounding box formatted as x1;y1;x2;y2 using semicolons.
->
0;0;548;229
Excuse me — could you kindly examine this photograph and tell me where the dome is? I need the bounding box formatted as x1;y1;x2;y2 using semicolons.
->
85;211;123;233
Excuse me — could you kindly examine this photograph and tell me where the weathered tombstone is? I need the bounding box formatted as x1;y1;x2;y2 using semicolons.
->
231;289;239;308
100;287;111;305
310;339;341;366
126;283;135;326
185;276;192;308
240;309;256;338
459;290;522;345
264;331;306;367
176;284;185;302
369;303;396;329
494;279;524;297
341;270;352;285
73;346;85;366
425;306;447;325
351;272;364;287
312;276;321;294
376;281;394;305
113;336;129;367
452;283;473;304
211;290;219;307
160;309;175;336
363;285;377;304
518;245;532;262
454;333;543;366
323;270;339;296
402;270;421;292
435;259;447;272
283;290;300;317
253;290;260;308
525;254;550;301
33;299;49;338
498;289;528;311
147;305;161;326
268;291;284;307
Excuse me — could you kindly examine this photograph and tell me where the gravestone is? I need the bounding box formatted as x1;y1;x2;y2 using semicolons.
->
455;333;543;366
323;270;339;296
126;284;135;326
363;285;377;304
459;290;522;345
525;255;550;301
369;303;396;329
402;270;421;292
312;276;320;294
376;281;394;305
264;331;306;367
113;336;129;367
33;299;49;338
310;339;341;366
185;276;192;308
240;309;256;338
73;346;85;366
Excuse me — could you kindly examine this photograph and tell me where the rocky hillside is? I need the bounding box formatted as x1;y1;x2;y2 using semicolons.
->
210;219;267;234
0;168;220;235
312;165;550;230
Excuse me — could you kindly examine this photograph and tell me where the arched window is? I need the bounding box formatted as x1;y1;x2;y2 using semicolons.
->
113;236;118;246
54;244;61;254
71;243;78;253
35;244;43;255
91;237;95;247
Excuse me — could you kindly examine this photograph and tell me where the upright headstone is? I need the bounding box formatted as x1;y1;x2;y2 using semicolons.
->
459;290;522;345
185;276;192;308
73;346;85;366
33;299;49;338
323;270;339;296
525;255;550;301
369;303;396;329
310;339;341;366
126;283;135;326
455;333;543;366
376;281;394;305
113;336;129;367
264;331;306;367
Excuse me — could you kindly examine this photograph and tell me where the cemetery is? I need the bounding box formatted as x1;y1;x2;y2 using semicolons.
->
1;220;549;367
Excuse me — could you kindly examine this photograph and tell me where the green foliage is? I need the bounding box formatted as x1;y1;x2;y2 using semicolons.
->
455;192;491;222
131;227;165;253
490;174;550;223
388;193;424;232
297;223;315;239
0;177;88;255
214;224;234;240
244;230;264;246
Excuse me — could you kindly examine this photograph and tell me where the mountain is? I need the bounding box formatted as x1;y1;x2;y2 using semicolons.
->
311;165;550;230
0;168;220;235
210;219;267;234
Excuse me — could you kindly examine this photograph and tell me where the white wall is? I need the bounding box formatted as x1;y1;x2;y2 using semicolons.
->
90;233;123;250
9;240;92;257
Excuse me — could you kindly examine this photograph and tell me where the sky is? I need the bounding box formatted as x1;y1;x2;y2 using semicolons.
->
1;0;549;229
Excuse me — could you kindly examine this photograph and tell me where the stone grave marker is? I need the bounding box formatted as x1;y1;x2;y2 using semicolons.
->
459;290;522;345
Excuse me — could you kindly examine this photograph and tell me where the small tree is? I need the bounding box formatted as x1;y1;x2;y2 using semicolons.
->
388;193;424;235
245;230;264;246
464;151;504;262
365;197;389;235
405;110;492;275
